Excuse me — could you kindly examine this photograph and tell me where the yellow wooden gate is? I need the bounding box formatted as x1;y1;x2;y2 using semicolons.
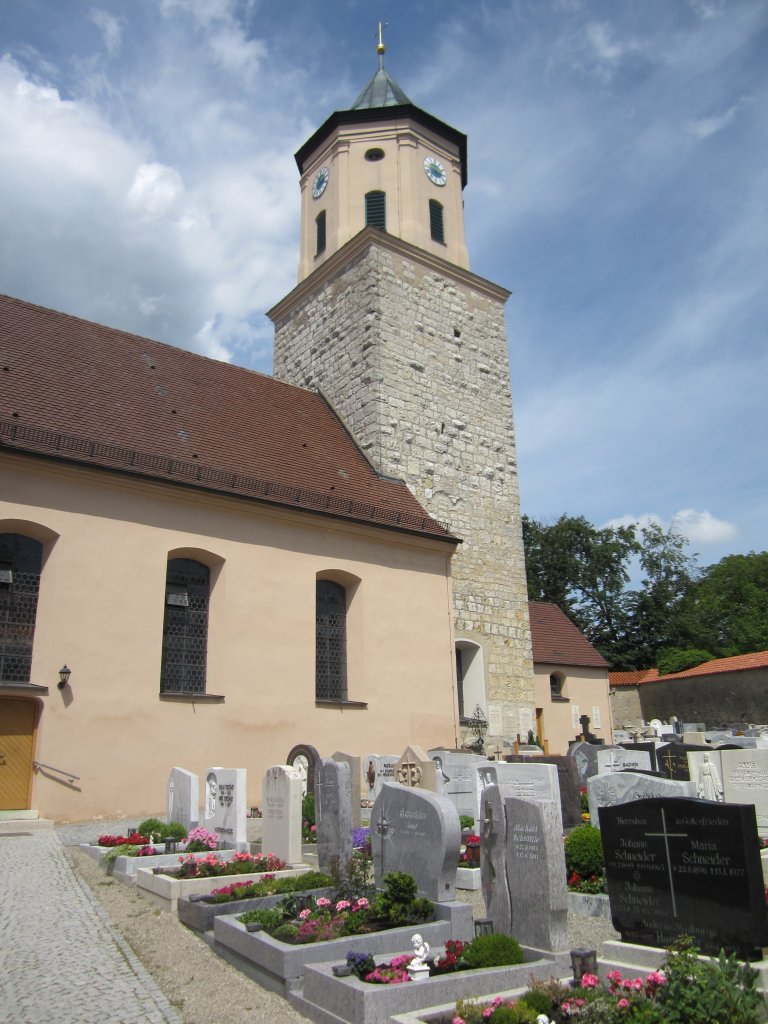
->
0;698;36;810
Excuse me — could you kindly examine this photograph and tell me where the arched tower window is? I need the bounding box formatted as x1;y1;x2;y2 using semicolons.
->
0;534;42;683
365;190;386;231
315;210;326;255
160;558;210;694
429;199;445;244
316;579;347;700
455;640;485;723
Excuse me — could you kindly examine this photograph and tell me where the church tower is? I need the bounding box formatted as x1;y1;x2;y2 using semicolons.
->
270;33;535;748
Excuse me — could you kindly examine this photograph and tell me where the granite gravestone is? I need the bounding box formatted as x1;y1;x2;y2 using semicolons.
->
505;796;568;952
587;771;694;828
261;764;303;865
570;741;619;788
687;751;726;803
479;762;563;830
480;784;512;935
656;743;709;781
597;747;652;774
286;743;321;799
203;767;247;849
332;750;362;828
427;750;490;820
505;754;582;828
395;745;438;792
601;797;768;958
363;754;399;802
721;750;768;837
621;742;659;771
167;767;199;832
315;758;354;873
370;781;460;902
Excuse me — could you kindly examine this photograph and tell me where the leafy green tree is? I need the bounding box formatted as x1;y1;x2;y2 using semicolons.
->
656;647;715;676
676;551;768;657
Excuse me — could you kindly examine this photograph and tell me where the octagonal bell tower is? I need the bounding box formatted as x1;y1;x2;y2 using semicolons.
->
272;36;535;751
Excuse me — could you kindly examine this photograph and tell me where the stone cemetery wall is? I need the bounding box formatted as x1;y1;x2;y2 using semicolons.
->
634;669;768;729
370;781;460;902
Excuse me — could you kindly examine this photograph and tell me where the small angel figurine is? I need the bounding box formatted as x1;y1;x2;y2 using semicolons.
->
410;933;429;968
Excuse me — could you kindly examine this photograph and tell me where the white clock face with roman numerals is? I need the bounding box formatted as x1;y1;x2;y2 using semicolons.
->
424;156;447;186
312;166;330;199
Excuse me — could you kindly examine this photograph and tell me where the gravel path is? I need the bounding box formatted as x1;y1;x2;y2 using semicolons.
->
64;820;619;1024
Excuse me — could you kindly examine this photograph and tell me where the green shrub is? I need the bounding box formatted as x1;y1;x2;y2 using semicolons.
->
519;989;554;1015
455;999;484;1024
302;793;315;826
564;824;604;878
460;815;475;830
371;872;433;926
163;821;188;841
488;1005;537;1024
103;844;137;869
237;907;284;929
137;817;167;839
272;922;300;941
461;933;524;969
657;935;763;1024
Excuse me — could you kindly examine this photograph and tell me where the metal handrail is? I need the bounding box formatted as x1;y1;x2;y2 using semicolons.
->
33;760;80;784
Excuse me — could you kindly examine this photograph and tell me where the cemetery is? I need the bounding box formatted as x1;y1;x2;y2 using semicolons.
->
71;731;768;1022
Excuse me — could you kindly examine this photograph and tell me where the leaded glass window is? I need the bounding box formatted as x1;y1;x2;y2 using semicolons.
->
160;558;209;694
0;534;42;683
316;210;326;255
365;190;386;231
316;580;347;701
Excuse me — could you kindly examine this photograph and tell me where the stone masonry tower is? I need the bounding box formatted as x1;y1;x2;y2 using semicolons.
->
270;36;534;748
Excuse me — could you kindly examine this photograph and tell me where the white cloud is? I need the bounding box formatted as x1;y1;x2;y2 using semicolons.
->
90;10;123;57
687;104;738;139
126;163;185;218
671;509;738;544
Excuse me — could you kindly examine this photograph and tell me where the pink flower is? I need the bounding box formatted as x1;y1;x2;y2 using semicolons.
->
632;978;643;991
298;909;311;919
617;998;629;1010
581;973;599;988
452;1018;465;1024
482;1010;493;1018
607;970;623;986
355;897;369;908
645;971;666;988
335;900;351;911
316;897;331;907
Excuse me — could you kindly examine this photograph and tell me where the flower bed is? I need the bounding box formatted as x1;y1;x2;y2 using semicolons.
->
165;850;287;879
136;864;309;913
178;884;335;933
288;953;557;1024
105;848;237;886
213;901;474;996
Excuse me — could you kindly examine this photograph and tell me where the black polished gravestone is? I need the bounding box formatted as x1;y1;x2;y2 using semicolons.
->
656;743;709;781
601;797;768;958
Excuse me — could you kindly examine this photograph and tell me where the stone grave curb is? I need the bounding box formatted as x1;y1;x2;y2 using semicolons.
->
599;941;768;997
213;902;473;995
178;886;335;933
109;848;236;886
567;891;611;920
136;865;309;912
388;982;571;1024
289;954;559;1024
455;867;481;891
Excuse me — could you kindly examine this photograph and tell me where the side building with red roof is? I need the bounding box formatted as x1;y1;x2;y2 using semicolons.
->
0;294;461;820
527;601;613;754
610;653;768;731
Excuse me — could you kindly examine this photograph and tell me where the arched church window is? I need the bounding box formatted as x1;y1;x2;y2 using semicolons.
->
160;558;210;694
550;671;565;699
365;191;386;231
315;210;326;255
0;534;42;683
429;199;445;244
316;579;347;701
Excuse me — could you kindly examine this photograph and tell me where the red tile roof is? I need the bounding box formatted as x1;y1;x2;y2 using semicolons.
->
653;650;768;682
609;669;660;687
0;294;456;541
528;601;609;669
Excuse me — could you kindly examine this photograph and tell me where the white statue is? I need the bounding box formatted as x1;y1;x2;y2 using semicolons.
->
696;752;724;802
410;933;429;968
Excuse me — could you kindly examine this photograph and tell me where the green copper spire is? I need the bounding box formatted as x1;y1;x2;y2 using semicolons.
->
351;21;412;109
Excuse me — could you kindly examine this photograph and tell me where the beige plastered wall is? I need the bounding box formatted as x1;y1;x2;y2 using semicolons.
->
0;452;460;822
533;664;614;755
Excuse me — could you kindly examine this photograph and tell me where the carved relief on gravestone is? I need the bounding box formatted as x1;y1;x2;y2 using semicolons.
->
370;781;459;902
286;743;321;799
480;784;512;935
315;758;353;874
395;745;437;791
363;754;399;801
203;766;247;849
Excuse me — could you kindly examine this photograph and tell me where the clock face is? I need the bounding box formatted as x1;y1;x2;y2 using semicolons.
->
424;156;447;187
312;166;329;199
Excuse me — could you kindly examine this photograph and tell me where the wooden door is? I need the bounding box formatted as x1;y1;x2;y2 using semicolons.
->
0;698;36;810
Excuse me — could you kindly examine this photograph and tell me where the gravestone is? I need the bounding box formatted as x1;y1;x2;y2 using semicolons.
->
332;750;362;828
363;754;399;802
370;780;459;901
479;762;563;830
601;797;768;958
681;731;708;745
428;750;489;820
570;741;618;787
505;796;568;952
656;743;709;781
621;742;659;771
505;753;582;829
286;743;321;799
315;758;353;873
203;767;247;849
395;745;437;792
687;751;726;802
721;749;768;837
261;764;303;865
167;767;198;832
587;771;694;828
479;784;511;934
598;747;652;774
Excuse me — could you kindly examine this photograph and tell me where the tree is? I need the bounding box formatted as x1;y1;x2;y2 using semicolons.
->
676;551;768;657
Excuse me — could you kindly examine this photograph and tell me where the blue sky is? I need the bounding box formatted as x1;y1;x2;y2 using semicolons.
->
1;0;765;572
